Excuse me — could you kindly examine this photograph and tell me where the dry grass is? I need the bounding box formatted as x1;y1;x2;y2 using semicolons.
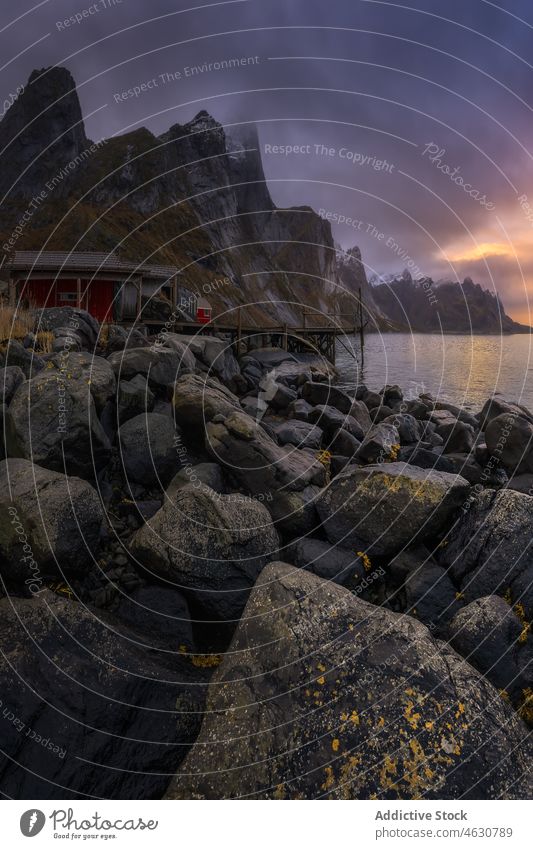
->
0;304;34;342
99;322;110;345
0;305;54;353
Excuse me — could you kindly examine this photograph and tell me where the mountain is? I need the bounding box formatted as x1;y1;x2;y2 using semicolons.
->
370;272;531;334
336;247;397;331
0;67;338;326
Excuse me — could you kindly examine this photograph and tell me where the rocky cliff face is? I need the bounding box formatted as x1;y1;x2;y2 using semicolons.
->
0;68;89;201
371;273;530;334
0;68;337;327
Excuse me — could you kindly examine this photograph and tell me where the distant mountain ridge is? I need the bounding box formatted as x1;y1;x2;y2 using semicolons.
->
370;271;530;334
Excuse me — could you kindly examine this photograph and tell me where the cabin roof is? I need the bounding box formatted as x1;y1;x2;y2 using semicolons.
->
7;251;178;280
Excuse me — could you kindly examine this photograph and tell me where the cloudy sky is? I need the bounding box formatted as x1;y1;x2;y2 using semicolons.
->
2;0;533;321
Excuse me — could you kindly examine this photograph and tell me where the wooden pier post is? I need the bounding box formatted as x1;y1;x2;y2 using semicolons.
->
237;306;242;356
358;286;365;369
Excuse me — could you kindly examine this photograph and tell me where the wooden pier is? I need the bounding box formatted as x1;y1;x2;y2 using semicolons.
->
144;294;368;367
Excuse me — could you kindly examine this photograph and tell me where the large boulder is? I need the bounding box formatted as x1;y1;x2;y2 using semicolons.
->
356;422;400;463
166;462;225;499
130;484;279;620
439;488;533;619
282;537;365;585
107;347;185;392
0;591;204;799
308;404;365;441
478;395;533;430
402;562;462;635
316;462;469;555
348;399;372;432
438;420;476;454
448;596;530;698
0;365;24;405
116;374;155;424
35;306;99;350
301;381;353;414
113;584;195;653
485;412;533;473
164;334;241;390
105;325;150;354
206;410;326;497
271;419;323;450
2;339;45;378
165;563;533;799
0;459;104;586
173;373;241;431
48;351;116;411
5;369;111;478
118;413;182;487
382;414;420;445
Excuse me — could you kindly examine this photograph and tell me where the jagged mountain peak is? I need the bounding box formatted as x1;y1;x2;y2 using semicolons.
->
0;66;88;200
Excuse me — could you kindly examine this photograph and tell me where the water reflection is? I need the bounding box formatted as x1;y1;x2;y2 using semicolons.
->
336;333;533;410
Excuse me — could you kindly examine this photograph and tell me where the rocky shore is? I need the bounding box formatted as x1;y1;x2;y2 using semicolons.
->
0;306;532;800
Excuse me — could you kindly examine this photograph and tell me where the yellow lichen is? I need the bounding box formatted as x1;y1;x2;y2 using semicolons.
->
191;654;222;668
357;551;372;572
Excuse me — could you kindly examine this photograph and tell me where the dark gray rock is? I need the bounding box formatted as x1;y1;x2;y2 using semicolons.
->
35;306;99;350
3;339;45;378
448;596;530;698
363;389;381;409
287;398;314;422
114;585;195;653
48;351;116;412
106;325;150;354
206;410;326;497
0;590;204;799
438;420;476;454
383;414;420;444
272;420;323;450
357;422;400;463
268;383;297;411
166;462;225;498
347;398;372;432
301;381;353;414
0;366;24;405
381;384;403;406
399;446;456;474
440;488;533;619
0;458;104;585
173;373;241;431
6;367;111;478
118;413;182;487
371;405;395;423
317;462;470;556
107;347;186;393
403;562;462;635
117;375;155;424
282;538;364;585
166;563;533;800
485;413;533;473
130;484;279;620
329;428;361;458
478;396;533;430
308;404;365;441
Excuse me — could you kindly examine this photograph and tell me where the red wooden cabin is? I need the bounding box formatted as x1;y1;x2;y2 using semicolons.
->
6;252;181;323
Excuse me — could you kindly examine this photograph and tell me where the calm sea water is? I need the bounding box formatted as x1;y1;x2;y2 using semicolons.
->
335;333;533;412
